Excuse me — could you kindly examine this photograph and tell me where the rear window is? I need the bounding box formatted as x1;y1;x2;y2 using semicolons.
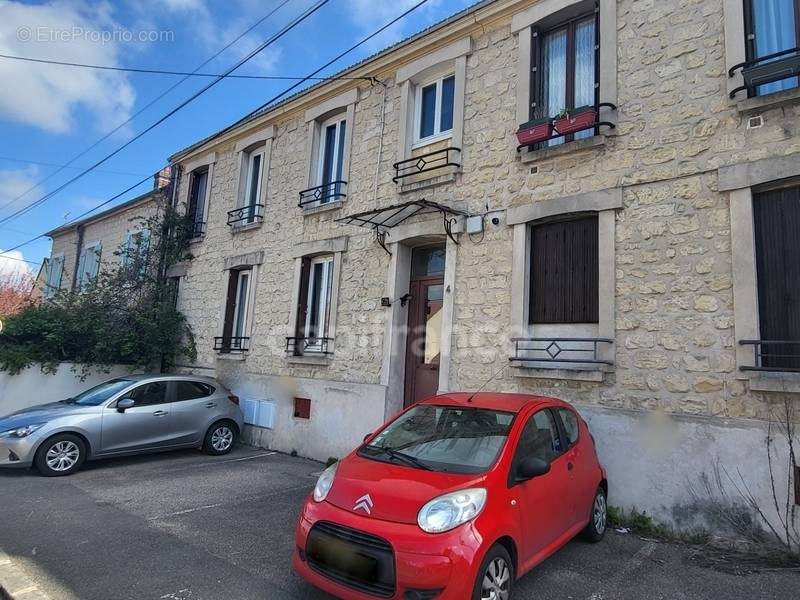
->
175;381;215;401
359;405;514;474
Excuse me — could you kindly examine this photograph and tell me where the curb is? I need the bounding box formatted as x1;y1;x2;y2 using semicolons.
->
0;550;50;600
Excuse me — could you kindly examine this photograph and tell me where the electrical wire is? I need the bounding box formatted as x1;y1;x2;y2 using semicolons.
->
0;53;373;82
0;0;301;223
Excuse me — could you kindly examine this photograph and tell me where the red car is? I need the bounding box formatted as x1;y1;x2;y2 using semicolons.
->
293;392;608;600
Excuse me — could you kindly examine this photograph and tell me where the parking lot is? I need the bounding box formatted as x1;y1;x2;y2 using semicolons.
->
0;445;796;600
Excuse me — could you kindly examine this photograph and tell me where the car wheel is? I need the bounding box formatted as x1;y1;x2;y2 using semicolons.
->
203;421;236;455
34;433;86;477
472;544;514;600
583;486;608;542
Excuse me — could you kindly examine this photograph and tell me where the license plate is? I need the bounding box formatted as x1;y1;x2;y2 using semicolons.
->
307;532;379;581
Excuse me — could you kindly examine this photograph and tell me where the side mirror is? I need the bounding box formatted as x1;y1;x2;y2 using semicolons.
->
517;456;550;481
117;398;135;412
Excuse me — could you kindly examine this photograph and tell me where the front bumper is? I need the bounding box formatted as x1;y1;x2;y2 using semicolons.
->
0;435;40;468
293;497;484;600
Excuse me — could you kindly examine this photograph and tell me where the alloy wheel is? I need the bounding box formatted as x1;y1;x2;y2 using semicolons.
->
211;426;233;452
594;491;607;535
481;556;511;600
45;441;80;472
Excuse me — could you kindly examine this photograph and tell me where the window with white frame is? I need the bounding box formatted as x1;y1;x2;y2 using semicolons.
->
315;115;347;204
218;268;252;353
44;254;64;298
77;242;101;288
293;255;334;353
187;168;208;239
414;73;455;145
231;150;264;227
121;228;150;275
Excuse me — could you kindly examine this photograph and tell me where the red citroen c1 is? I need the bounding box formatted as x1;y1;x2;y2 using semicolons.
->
293;392;608;600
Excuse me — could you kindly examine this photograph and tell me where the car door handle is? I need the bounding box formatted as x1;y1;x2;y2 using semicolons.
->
204;402;217;408
567;462;574;471
152;410;168;417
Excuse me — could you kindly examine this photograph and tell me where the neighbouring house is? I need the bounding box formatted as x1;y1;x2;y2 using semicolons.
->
42;175;170;297
43;0;800;537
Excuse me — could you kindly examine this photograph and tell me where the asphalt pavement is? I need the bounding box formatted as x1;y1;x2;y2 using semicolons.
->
0;445;796;599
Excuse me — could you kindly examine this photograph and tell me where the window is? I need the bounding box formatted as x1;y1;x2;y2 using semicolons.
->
533;10;597;144
175;381;214;401
515;409;563;465
77;242;102;288
243;151;264;214
125;381;169;406
121;228;150;274
316;116;347;203
414;74;455;144
529;215;598;324
44;254;64;298
187;168;208;238
219;268;252;353
359;405;515;473
294;256;334;352
752;183;800;369
556;408;579;446
744;0;799;95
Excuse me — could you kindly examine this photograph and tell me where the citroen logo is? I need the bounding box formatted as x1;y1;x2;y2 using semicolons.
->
353;494;374;515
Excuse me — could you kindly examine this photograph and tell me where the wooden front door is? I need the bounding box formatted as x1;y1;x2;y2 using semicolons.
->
404;245;446;408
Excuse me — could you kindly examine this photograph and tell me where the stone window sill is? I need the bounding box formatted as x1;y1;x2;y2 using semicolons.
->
736;86;800;114
286;354;331;366
511;363;608;382
302;200;343;216
399;172;457;193
188;236;205;244
744;371;800;393
216;353;247;361
230;221;263;234
519;135;607;163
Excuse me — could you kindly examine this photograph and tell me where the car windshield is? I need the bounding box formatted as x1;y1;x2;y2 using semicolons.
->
359;404;515;474
69;379;133;406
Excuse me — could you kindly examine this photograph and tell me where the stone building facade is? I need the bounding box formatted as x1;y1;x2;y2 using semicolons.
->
44;0;800;534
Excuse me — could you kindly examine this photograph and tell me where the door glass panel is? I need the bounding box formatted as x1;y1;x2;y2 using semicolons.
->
419;83;437;139
247;154;261;209
233;271;249;338
752;0;799;94
517;410;562;464
573;16;596;140
424;284;443;364
129;382;169;407
175;381;214;401
411;246;446;278
440;75;455;132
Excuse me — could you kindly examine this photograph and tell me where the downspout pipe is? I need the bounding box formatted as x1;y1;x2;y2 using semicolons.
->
70;224;85;292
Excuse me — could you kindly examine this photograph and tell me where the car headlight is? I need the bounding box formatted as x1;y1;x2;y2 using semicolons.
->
0;423;46;438
313;461;338;502
417;488;487;533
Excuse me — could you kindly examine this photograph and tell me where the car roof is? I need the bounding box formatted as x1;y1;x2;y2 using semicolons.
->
112;373;219;384
420;392;566;414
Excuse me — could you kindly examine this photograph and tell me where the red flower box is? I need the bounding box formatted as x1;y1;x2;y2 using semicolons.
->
553;107;597;135
516;119;553;145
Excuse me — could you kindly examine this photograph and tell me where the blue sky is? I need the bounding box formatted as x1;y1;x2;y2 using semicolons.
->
0;0;475;277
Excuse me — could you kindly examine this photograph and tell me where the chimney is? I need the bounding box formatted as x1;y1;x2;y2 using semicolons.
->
153;166;172;190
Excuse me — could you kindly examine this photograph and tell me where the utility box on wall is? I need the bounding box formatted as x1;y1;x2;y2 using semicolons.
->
241;398;275;429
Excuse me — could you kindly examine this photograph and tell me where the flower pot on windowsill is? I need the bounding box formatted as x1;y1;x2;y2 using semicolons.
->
516;117;554;145
553;106;597;135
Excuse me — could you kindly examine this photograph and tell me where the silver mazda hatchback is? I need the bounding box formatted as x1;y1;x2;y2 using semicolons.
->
0;374;245;476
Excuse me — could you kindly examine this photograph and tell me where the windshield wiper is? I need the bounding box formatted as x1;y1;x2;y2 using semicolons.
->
369;446;433;471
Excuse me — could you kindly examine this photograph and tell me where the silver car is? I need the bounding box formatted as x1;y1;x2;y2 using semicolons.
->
0;374;245;476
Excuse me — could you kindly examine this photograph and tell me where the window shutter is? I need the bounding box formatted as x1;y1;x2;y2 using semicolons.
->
77;249;87;286
91;244;102;278
222;270;239;348
295;257;311;341
529;215;598;324
122;233;133;268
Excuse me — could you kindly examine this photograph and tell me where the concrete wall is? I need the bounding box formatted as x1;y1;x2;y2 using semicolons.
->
0;363;136;417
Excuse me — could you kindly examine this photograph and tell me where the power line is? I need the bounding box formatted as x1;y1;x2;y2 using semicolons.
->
0;155;149;177
0;253;42;266
0;0;296;221
0;53;373;82
7;0;429;255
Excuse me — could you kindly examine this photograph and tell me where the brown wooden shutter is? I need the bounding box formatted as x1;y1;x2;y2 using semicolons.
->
221;270;239;349
753;185;800;369
529;215;598;324
294;257;312;346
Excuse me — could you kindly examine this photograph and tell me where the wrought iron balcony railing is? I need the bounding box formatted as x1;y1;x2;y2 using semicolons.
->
510;337;613;366
298;181;347;208
286;336;333;356
186;220;206;239
739;340;800;372
729;47;800;98
393;147;461;183
227;204;264;227
214;336;250;353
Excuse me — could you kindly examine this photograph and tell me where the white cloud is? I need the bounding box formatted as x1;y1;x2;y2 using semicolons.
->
0;166;44;219
0;250;33;281
0;0;136;134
